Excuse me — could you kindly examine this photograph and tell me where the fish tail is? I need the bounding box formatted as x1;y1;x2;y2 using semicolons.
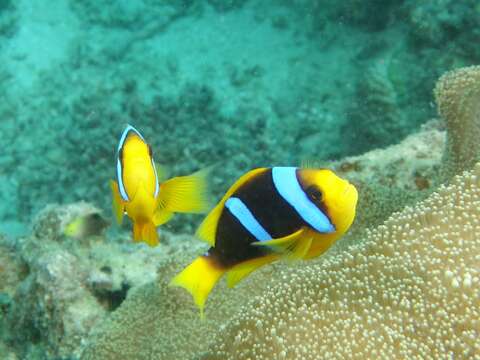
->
169;253;226;318
133;220;159;247
158;168;211;214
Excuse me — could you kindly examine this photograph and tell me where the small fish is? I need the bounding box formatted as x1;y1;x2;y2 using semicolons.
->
64;211;109;240
170;167;358;316
111;125;210;246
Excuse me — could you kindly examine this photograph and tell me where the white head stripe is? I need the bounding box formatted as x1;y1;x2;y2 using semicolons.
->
272;167;335;233
225;197;272;242
116;125;147;201
117;158;129;201
117;124;145;152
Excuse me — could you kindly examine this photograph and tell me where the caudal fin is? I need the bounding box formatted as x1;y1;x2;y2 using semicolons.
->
133;221;159;247
170;254;226;318
158;168;211;214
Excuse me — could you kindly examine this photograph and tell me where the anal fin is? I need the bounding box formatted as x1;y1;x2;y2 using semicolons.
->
226;254;279;288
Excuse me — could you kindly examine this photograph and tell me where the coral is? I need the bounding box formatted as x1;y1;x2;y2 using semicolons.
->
8;246;106;359
208;0;248;12
434;65;480;178
32;201;108;243
205;162;480;359
405;0;480;61
0;0;17;38
332;120;445;235
79;247;276;360
4;202;209;359
69;0;194;29
342;58;431;155
0;238;25;296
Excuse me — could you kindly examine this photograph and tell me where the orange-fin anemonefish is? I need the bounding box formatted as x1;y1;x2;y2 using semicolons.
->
110;125;210;247
170;167;358;317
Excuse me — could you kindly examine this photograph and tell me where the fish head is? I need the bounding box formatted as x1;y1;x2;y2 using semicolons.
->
299;168;358;234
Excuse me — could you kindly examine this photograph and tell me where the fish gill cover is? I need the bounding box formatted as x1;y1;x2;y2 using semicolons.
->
0;0;479;359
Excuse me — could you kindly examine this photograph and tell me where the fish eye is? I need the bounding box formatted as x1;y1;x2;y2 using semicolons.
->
306;185;323;202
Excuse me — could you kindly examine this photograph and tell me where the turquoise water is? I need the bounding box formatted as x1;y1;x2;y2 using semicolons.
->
0;1;479;359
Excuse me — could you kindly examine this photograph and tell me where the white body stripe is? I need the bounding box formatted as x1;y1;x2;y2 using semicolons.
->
272;167;335;233
151;158;159;198
225;197;272;242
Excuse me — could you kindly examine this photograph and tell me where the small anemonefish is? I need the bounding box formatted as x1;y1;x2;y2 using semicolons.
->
170;167;358;316
111;125;210;246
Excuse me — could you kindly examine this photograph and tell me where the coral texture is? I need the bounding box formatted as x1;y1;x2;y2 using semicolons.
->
205;162;480;359
435;65;480;177
5;202;205;359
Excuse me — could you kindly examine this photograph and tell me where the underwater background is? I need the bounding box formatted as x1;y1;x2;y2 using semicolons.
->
0;0;479;359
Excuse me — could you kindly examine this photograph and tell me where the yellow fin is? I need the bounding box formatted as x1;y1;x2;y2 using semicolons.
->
110;180;125;225
252;228;304;248
142;221;159;247
283;237;312;261
170;255;226;318
158;168;211;214
196;168;268;246
153;209;173;226
133;221;142;242
226;254;278;288
195;203;222;246
253;229;312;260
133;221;159;247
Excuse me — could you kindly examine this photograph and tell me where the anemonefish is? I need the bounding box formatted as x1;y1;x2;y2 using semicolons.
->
110;125;210;247
170;167;358;316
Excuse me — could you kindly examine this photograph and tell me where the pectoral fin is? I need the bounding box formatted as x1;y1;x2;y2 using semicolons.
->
110;180;125;225
252;229;312;260
153;209;174;226
158;168;211;214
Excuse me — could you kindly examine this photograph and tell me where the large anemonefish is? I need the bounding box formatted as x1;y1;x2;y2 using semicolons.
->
170;167;358;316
110;125;210;247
